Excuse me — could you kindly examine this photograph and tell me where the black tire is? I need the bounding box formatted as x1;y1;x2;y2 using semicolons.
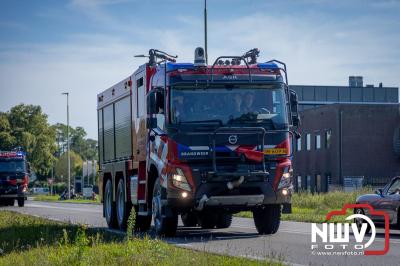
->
199;211;218;229
7;199;15;206
253;204;281;235
17;198;24;207
104;179;118;229
354;208;371;234
116;179;129;230
152;178;178;237
181;212;198;227
216;213;232;229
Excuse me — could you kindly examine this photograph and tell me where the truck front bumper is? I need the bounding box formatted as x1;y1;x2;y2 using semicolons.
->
0;185;27;199
166;180;292;212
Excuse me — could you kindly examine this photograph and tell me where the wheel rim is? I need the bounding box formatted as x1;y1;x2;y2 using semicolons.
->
105;183;112;222
152;184;162;230
117;184;124;224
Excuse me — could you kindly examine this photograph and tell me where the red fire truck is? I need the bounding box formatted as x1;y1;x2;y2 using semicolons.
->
0;150;30;207
97;48;300;236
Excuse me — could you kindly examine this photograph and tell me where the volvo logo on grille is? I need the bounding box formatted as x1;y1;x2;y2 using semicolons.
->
228;135;238;144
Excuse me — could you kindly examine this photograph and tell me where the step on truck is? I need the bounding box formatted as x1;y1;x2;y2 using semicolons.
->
97;48;300;236
0;149;30;207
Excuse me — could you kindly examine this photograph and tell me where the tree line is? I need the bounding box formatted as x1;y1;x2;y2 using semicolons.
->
0;104;98;181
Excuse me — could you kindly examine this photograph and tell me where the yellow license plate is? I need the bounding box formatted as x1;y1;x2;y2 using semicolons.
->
264;148;288;155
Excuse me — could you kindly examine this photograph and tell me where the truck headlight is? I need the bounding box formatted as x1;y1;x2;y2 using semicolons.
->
278;166;293;190
172;168;191;192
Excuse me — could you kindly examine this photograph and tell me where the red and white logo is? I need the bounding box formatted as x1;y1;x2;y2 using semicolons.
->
311;204;390;256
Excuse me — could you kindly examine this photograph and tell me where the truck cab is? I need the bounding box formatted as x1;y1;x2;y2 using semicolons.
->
0;150;30;207
97;48;299;236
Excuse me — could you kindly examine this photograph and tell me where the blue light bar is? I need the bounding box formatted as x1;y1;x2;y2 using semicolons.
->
257;63;279;69
166;63;196;72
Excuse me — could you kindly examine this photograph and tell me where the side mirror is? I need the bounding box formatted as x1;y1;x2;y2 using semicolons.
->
289;90;299;112
375;188;383;195
289;90;300;127
147;88;164;115
292;116;300;128
147;90;157;115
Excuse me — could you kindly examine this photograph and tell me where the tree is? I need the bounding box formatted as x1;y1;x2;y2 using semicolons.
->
53;123;98;160
0;112;16;150
54;150;83;182
0;105;57;178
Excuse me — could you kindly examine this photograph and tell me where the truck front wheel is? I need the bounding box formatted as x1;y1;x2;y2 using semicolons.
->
199;211;218;229
253;204;281;234
152;178;178;237
104;179;118;229
6;199;14;206
216;213;233;229
181;212;198;227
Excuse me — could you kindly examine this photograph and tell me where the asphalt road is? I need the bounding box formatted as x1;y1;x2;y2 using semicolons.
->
1;200;400;266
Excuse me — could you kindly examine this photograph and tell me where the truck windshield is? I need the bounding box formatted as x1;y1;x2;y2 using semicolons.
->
170;85;288;127
0;160;25;173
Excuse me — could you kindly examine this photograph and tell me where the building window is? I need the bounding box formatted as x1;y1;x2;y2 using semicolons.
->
306;175;311;192
315;134;321;149
296;137;301;151
325;129;332;149
316;174;321;193
306;134;311;150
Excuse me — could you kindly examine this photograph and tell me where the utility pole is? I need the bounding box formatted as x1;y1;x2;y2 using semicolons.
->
204;0;208;64
62;92;71;199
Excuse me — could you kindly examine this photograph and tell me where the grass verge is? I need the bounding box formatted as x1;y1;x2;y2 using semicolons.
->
235;188;374;223
32;194;101;204
0;211;280;265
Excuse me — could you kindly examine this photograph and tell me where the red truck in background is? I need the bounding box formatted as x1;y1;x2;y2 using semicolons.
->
97;47;300;236
0;150;30;207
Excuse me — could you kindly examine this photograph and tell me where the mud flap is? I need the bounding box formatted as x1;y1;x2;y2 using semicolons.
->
282;203;292;214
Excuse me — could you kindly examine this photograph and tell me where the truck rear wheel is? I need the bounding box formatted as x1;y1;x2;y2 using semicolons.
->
17;198;24;207
152;178;178;237
253;204;281;235
181;212;198;227
104;179;118;229
216;213;232;229
116;179;128;230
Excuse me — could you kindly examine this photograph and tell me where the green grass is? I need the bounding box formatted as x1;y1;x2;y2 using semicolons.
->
236;188;374;223
0;211;280;266
33;194;101;204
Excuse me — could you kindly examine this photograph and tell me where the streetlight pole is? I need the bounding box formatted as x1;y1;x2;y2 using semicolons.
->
62;92;71;199
204;0;208;64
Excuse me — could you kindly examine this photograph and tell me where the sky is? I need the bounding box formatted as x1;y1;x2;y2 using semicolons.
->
0;0;399;139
